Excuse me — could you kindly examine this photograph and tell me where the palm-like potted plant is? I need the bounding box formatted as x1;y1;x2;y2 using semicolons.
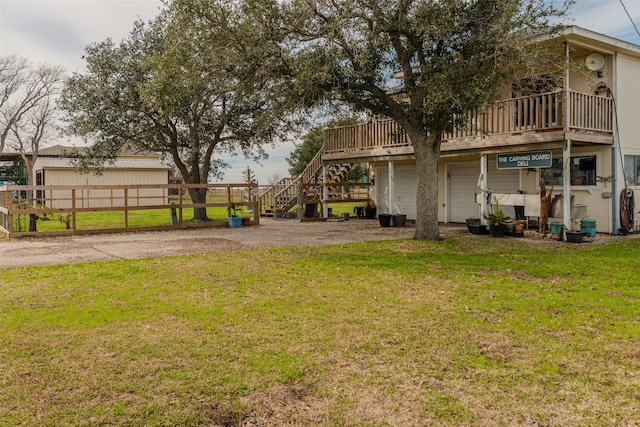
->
483;198;509;237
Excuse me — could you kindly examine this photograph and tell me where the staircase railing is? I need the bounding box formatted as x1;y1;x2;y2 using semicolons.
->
299;147;324;185
258;143;359;216
258;177;296;212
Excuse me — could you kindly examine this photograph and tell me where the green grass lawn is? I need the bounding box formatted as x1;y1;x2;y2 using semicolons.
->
1;237;639;425
15;207;236;232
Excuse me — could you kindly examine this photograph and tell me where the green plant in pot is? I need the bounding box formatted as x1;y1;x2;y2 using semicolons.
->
227;203;242;227
483;198;509;237
228;202;240;217
466;217;481;226
466;217;487;235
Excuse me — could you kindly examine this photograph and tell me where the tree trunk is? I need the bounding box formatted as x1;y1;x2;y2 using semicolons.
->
410;130;441;241
188;187;209;221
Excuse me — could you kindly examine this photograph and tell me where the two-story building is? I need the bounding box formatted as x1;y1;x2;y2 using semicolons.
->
322;26;640;234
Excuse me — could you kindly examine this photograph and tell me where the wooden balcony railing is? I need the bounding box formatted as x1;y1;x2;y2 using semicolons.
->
324;119;410;153
324;90;614;154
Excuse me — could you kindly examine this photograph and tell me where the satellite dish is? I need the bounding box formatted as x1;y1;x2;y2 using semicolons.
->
586;53;605;71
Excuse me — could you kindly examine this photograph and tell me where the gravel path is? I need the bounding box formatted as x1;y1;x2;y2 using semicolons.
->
3;218;630;269
0;218;435;268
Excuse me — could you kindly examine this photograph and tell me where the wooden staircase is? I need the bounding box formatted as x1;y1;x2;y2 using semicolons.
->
258;177;298;217
258;145;355;217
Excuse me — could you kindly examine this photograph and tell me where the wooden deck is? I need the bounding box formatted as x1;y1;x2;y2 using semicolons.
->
323;89;615;161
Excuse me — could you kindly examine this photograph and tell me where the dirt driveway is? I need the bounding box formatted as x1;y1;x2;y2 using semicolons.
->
1;218;461;269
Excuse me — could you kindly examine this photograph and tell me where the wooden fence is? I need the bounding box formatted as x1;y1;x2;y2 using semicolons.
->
0;183;260;237
299;182;372;222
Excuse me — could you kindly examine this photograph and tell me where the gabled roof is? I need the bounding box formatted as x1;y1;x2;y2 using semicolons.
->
0;152;20;162
547;26;640;57
34;144;161;158
37;145;87;157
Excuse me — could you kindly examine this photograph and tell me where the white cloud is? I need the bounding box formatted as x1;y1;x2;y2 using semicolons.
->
0;0;163;71
567;0;640;44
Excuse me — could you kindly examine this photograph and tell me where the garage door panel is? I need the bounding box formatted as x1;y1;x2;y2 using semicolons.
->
487;162;520;219
375;165;417;219
448;162;519;223
449;164;481;223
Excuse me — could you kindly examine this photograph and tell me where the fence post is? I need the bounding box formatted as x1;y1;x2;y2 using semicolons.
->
71;189;77;231
124;188;128;230
178;187;183;224
252;183;260;225
297;182;303;221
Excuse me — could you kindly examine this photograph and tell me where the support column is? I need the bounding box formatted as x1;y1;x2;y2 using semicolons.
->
480;154;488;224
611;52;619;235
611;148;617;234
563;139;572;236
388;160;395;215
562;41;572;239
322;165;329;218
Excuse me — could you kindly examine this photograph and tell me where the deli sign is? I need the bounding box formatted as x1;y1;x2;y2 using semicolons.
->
497;151;552;169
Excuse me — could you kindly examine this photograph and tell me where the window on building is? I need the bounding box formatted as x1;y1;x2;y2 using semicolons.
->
540;155;597;186
624;155;640;185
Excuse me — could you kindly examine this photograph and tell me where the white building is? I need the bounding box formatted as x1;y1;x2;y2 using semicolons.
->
322;27;640;234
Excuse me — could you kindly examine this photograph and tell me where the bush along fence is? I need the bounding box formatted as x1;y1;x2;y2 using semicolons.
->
0;183;260;237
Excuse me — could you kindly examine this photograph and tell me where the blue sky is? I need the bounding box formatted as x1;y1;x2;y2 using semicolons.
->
1;0;639;183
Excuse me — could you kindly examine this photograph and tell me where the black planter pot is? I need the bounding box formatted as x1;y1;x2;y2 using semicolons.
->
468;224;489;235
392;214;407;227
378;214;392;227
489;224;506;237
566;231;584;243
365;207;377;219
304;203;318;218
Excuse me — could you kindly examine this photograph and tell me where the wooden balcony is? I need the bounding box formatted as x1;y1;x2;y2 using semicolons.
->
323;90;614;161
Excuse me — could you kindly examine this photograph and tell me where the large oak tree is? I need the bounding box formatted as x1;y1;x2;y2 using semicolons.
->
60;4;291;220
271;0;569;240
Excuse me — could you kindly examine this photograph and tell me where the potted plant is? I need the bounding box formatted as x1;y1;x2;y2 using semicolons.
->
483;198;509;237
365;201;377;219
392;213;407;227
466;217;488;235
514;220;525;235
227;203;242;228
566;230;584;243
378;213;392;227
504;220;515;236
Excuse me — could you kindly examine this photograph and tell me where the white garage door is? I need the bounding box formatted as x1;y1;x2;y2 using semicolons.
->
376;164;417;219
448;160;520;223
376;160;520;223
448;163;481;223
487;163;521;219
